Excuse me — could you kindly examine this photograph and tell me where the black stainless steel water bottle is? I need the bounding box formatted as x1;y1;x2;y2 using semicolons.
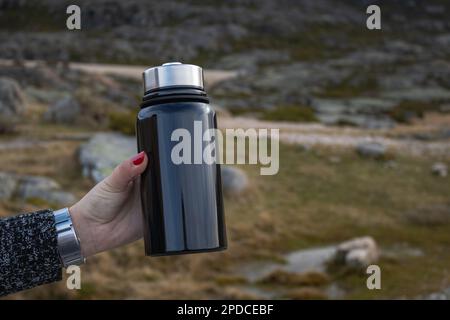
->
137;62;227;256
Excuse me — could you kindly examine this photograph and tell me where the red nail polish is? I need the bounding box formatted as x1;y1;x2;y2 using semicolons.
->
132;152;145;165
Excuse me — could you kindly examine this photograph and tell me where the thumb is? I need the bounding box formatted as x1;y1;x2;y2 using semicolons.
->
104;151;148;192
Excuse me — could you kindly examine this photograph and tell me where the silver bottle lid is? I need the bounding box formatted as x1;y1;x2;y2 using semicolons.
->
143;62;204;93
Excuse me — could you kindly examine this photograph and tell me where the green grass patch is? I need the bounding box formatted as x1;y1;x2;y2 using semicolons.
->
108;110;137;136
75;282;97;299
318;74;379;98
25;197;52;208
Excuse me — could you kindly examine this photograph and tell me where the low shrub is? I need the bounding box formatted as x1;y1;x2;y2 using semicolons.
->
108;110;137;135
0;117;18;134
389;101;440;123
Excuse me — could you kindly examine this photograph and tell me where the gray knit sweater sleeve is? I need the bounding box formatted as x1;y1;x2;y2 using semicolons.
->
0;209;62;297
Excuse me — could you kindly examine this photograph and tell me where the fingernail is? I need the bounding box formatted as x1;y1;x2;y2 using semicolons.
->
132;152;145;165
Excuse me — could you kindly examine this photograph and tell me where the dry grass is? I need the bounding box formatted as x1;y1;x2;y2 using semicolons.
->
282;288;328;300
214;275;248;286
258;270;329;287
405;204;450;226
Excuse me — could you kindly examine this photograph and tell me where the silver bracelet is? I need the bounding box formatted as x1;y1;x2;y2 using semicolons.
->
53;208;85;267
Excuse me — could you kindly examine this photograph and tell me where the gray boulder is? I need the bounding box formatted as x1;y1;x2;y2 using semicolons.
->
0;77;26;117
431;162;448;177
0;172;18;200
79;133;136;183
17;176;76;206
0;171;76;206
356;142;387;159
43;96;81;124
335;236;380;269
221;165;249;195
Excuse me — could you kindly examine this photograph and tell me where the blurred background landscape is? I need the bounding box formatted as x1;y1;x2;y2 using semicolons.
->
0;0;449;299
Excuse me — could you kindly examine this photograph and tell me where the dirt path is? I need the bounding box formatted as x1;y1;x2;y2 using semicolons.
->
0;59;238;87
220;117;450;157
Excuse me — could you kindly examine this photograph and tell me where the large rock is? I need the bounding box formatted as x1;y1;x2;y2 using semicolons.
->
43;96;81;123
0;172;18;200
335;236;379;269
431;162;448;177
0;77;26;117
221;165;249;195
17;176;76;206
356;142;387;159
0;172;76;206
79;133;136;183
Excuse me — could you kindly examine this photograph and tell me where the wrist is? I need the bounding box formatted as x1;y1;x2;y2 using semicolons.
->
69;205;96;258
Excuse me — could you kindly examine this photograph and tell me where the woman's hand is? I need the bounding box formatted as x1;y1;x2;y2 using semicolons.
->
69;151;148;258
